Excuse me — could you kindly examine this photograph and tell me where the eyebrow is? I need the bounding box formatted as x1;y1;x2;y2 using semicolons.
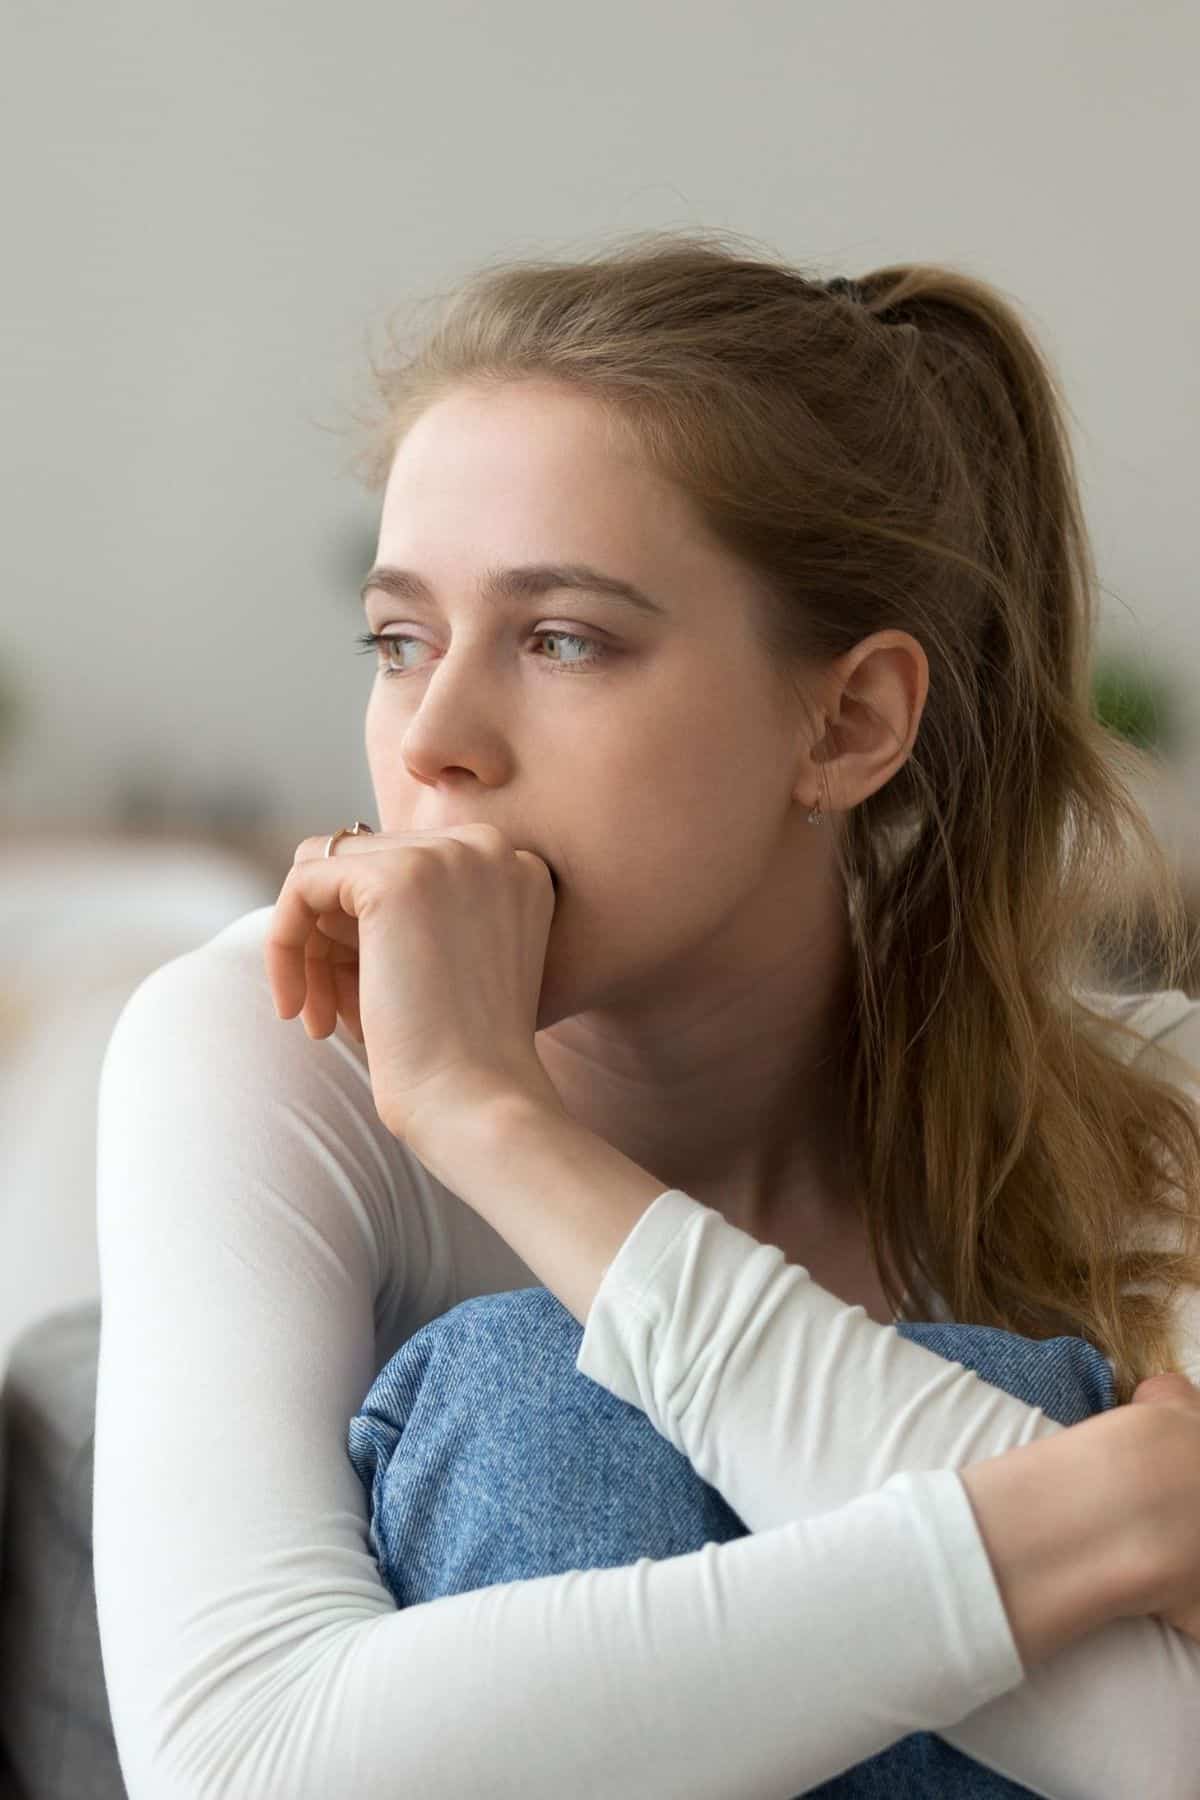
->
359;561;666;618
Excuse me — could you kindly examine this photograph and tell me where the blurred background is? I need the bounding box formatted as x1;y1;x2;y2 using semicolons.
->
1;0;1198;1373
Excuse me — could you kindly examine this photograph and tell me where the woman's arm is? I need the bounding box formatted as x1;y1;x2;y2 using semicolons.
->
94;911;1034;1800
575;1186;1200;1800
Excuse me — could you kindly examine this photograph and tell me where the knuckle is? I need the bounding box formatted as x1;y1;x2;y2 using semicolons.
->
398;851;439;893
457;822;508;855
1137;1372;1199;1402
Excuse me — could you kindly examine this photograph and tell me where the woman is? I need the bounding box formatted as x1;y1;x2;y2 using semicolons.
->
95;231;1200;1798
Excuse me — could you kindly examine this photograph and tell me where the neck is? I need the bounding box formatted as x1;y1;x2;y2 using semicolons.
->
535;903;861;1241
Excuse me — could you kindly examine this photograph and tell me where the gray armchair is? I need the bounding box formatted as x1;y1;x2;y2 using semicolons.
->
0;1302;124;1800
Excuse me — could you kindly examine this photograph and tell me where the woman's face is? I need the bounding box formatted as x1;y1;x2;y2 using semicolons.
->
363;378;821;1033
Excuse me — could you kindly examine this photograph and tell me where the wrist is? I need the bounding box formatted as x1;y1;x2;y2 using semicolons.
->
394;1062;568;1172
959;1408;1154;1670
1110;1401;1200;1624
397;1080;668;1328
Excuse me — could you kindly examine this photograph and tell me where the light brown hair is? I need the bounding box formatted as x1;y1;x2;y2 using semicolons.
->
346;227;1200;1401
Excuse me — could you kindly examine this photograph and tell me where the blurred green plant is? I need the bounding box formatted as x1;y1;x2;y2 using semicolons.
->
1090;651;1182;757
0;652;27;762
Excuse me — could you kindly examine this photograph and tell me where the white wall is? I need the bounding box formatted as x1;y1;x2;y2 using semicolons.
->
3;0;1198;838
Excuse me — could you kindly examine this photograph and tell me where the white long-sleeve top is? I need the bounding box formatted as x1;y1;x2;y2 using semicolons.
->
92;903;1200;1800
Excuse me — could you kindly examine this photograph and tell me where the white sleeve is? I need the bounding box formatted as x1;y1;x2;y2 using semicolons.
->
93;906;1026;1800
577;1188;1200;1800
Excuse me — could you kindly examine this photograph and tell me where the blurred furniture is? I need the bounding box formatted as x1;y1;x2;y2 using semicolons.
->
0;1307;113;1799
0;830;285;1383
0;830;281;1798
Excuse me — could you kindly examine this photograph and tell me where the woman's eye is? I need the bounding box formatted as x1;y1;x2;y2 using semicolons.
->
353;629;612;676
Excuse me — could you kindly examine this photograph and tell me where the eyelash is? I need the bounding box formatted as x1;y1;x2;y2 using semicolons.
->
353;629;612;677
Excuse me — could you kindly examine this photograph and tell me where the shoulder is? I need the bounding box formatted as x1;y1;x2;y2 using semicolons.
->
98;903;541;1336
106;902;333;1070
99;901;378;1172
121;896;278;1000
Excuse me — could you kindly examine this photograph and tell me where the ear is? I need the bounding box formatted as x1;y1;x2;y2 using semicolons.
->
804;631;930;814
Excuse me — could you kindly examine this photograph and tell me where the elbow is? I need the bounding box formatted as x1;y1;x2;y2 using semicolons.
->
109;1621;374;1800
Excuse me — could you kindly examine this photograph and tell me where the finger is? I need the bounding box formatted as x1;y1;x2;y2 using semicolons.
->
310;927;361;1039
315;919;360;1038
266;864;362;1016
302;931;339;1038
291;825;379;865
314;907;359;951
515;848;558;895
331;958;364;1043
1131;1372;1200;1407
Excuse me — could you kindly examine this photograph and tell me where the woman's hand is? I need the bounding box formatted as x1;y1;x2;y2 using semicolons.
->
263;822;567;1155
958;1372;1200;1669
1125;1370;1200;1642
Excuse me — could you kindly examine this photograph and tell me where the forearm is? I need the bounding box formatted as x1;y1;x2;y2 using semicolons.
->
103;931;1035;1799
402;1087;1200;1792
574;1187;1200;1798
409;1088;1157;1670
405;1089;669;1325
407;1088;1199;1795
958;1408;1153;1668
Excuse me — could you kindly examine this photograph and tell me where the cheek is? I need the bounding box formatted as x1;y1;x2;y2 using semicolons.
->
364;704;406;793
363;700;381;766
364;687;390;746
564;828;749;962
